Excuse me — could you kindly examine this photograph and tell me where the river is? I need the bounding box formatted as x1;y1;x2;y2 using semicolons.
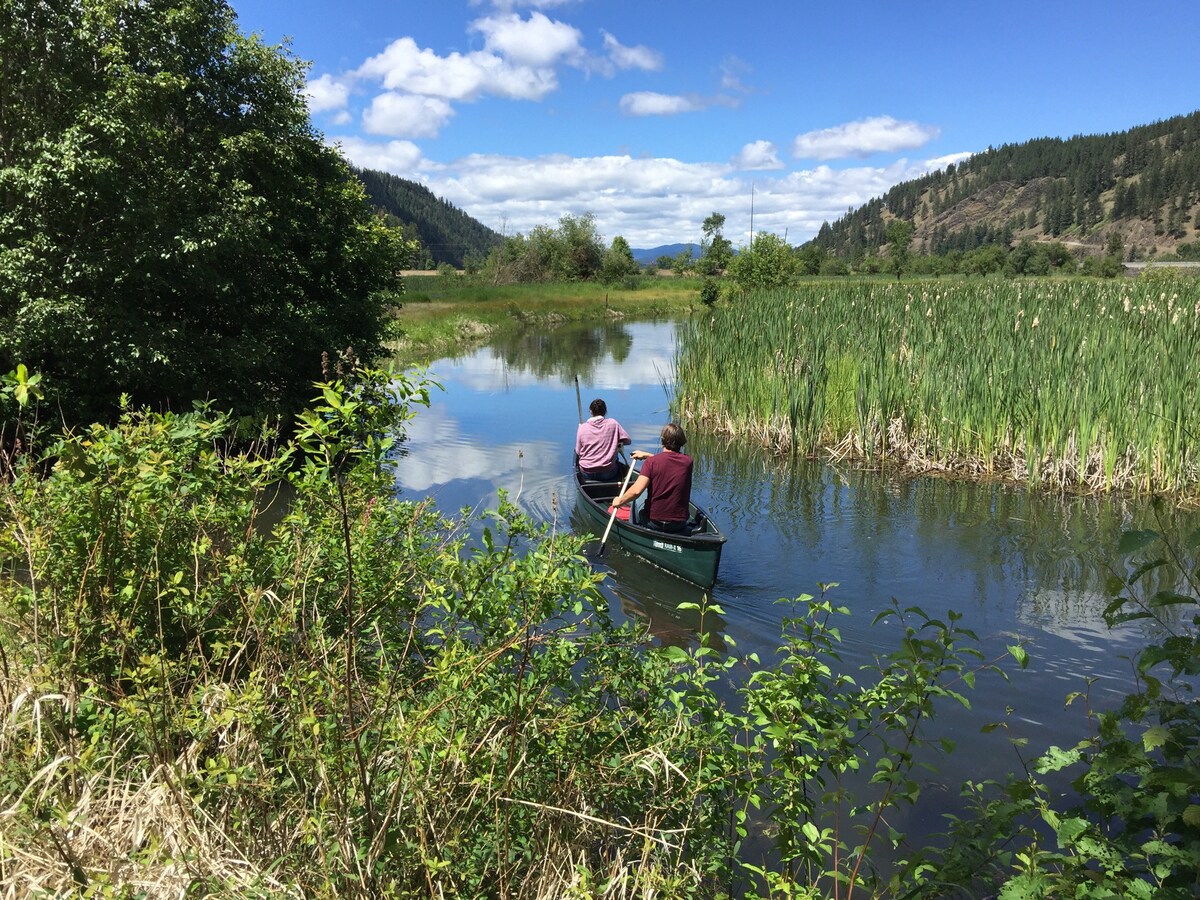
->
390;317;1197;848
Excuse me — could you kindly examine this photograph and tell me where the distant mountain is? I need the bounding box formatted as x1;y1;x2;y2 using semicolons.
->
353;167;503;268
630;243;700;265
809;110;1200;260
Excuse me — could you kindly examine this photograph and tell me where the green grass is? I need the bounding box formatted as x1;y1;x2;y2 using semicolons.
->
390;274;706;363
674;277;1200;498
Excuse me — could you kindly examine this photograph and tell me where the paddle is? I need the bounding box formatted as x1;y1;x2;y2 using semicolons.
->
598;459;637;556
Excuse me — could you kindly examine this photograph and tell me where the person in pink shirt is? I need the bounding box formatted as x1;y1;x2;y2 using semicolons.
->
575;398;631;481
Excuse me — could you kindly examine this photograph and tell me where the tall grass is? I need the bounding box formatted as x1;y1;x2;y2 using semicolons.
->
674;278;1200;497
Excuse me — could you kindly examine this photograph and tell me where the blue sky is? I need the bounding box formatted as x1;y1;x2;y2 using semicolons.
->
228;0;1200;249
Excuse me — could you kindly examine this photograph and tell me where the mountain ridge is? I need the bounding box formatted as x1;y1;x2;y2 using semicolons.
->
809;110;1200;260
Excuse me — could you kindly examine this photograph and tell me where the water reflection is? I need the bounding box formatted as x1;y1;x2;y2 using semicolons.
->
489;321;636;383
388;318;1200;871
569;506;726;649
689;434;1196;651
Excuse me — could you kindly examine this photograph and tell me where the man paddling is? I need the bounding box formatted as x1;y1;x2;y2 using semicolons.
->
610;422;693;533
575;398;631;482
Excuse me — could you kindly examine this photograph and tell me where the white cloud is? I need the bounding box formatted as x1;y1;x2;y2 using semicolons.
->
619;92;702;116
601;31;663;71
305;73;350;113
334;145;962;249
357;36;559;102
925;151;975;171
471;11;583;67
719;57;752;94
793;116;941;160
732;140;783;170
334;136;426;174
363;93;455;138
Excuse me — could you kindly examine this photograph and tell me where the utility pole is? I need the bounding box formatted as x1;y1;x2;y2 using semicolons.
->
750;184;755;245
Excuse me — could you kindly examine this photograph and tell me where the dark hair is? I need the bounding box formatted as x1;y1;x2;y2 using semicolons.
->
589;398;607;417
660;422;687;451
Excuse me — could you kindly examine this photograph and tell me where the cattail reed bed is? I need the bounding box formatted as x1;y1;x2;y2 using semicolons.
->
674;278;1200;500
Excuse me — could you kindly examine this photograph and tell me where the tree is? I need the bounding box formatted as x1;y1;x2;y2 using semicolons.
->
671;248;694;277
1105;230;1125;260
0;0;408;426
698;212;733;275
795;244;827;276
886;219;914;280
727;233;795;290
554;212;605;281
600;235;639;284
482;214;605;283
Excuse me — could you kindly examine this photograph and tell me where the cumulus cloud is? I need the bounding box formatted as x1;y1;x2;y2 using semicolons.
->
601;31;663;71
792;115;941;160
619;92;702;116
926;151;975;171
470;11;583;68
305;73;350;113
732;140;783;170
357;36;559;102
363;93;455;138
333;136;426;174
332;137;964;248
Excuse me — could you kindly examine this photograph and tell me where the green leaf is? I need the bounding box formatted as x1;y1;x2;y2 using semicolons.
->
1147;590;1196;609
1141;725;1170;751
1034;745;1082;774
1008;645;1029;669
1055;816;1089;845
661;646;691;663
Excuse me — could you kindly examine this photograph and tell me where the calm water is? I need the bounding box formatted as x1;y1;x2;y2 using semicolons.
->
391;318;1196;841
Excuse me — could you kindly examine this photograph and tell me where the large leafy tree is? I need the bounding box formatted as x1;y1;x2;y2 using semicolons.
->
886;219;914;280
698;211;733;275
600;235;638;283
0;0;408;425
728;232;795;290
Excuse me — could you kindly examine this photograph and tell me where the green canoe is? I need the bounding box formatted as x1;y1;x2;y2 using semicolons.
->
574;467;727;589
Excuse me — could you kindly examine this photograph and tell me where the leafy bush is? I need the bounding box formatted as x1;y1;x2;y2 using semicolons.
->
0;365;734;896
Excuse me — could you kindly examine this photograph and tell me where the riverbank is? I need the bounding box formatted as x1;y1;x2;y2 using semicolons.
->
389;274;705;363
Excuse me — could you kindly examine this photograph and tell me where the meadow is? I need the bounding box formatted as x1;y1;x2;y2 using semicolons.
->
391;272;704;362
674;275;1200;499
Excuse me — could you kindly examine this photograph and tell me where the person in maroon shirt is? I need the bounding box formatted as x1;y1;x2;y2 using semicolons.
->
610;422;693;533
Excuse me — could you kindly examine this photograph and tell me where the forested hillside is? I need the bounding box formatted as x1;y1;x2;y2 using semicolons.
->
355;167;502;269
810;110;1200;262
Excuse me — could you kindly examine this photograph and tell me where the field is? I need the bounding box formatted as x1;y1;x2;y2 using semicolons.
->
674;276;1200;498
391;273;705;362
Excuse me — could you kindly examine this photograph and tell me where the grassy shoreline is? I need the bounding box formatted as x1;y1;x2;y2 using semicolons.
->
389;273;706;363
